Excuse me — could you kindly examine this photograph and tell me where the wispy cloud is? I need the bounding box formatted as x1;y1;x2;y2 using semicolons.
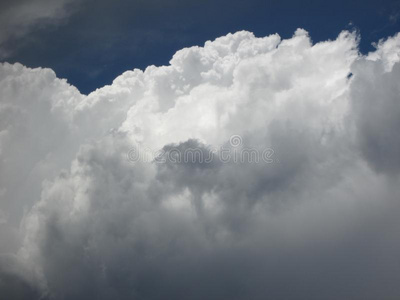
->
0;0;80;58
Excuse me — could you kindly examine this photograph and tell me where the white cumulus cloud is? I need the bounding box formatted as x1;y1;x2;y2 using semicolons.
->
1;29;400;299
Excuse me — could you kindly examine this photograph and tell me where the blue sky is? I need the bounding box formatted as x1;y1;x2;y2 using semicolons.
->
2;0;400;94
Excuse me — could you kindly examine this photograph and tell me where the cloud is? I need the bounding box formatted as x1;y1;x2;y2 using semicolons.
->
0;254;46;300
0;0;80;59
1;29;400;299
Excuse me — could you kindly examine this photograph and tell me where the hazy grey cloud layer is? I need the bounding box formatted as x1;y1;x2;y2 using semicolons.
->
0;0;80;58
1;29;400;299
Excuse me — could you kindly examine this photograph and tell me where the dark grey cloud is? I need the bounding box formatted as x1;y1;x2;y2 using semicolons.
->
0;0;81;58
0;254;46;300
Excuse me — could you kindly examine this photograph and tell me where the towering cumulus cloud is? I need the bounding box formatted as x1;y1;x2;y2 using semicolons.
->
1;29;400;299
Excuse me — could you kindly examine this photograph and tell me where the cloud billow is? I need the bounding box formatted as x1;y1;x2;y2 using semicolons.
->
1;29;400;299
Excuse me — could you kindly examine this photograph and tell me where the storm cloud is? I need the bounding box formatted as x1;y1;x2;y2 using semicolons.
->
1;29;400;299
